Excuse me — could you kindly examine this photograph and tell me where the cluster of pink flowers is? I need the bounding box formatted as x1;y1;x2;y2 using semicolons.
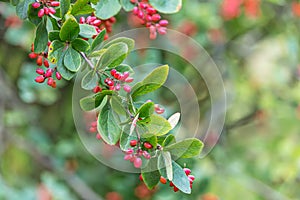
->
31;0;60;18
130;0;169;39
79;14;116;40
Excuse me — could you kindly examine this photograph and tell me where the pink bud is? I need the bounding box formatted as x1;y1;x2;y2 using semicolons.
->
55;71;61;80
123;85;131;93
138;10;144;19
47;77;54;86
155;108;165;114
91;121;97;127
134;157;142;168
183;168;191;175
146;14;152;21
149;25;156;33
36;68;44;75
188;175;195;181
124;154;133;161
140;2;148;9
143;151;151;159
38;9;45;18
32;2;40;9
110;69;117;76
123;72;130;80
35;76;45;83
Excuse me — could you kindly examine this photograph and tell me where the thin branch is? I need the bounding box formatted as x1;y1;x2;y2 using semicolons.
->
80;52;95;70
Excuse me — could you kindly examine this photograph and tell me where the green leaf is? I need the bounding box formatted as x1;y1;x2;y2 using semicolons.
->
57;49;76;80
162;135;176;147
120;126;138;151
131;65;169;99
110;95;127;116
172;161;191;194
164;138;204;159
89;49;106;58
81;70;98;90
79;24;97;38
143;115;172;136
158;151;173;181
91;29;106;51
119;0;135;11
71;38;90;52
168;112;180;130
141;157;160;189
115;64;134;74
98;103;122;145
48;31;60;42
149;0;182;14
59;14;80;42
34;20;48;53
71;0;94;16
92;0;121;19
60;0;71;18
98;42;128;69
11;0;19;6
103;37;135;53
48;40;65;63
64;47;82;72
80;90;113;111
16;0;34;19
137;102;154;119
27;3;42;25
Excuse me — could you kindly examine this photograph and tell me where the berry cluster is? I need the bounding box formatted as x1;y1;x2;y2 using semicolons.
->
31;0;60;18
221;0;260;20
169;168;195;192
124;140;153;168
29;43;61;88
93;69;134;93
130;0;169;39
79;14;116;39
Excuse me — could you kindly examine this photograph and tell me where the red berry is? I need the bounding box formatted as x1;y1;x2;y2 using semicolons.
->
183;168;191;176
139;174;143;181
43;7;49;15
45;68;53;78
169;182;174;187
159;20;169;27
55;71;62;80
96;134;102;140
124;154;133;161
79;17;85;24
93;86;102;93
125;77;134;83
50;1;60;7
89;127;97;133
130;140;138;147
32;2;40;9
140;2;148;9
35;76;45;83
138;10;144;19
36;56;43;66
143;142;153;149
142;151;151;159
123;72;130;79
133;157;142;168
151;14;161;22
110;69;117;76
173;186;179;192
92;19;102;26
188;175;195;181
123;85;131;93
130;0;137;3
133;6;139;15
38;8;44;18
91;121;97;127
49;7;56;15
36;68;44;75
115;83;121;91
146;15;152;21
147;7;156;14
125;149;134;154
160;177;167;184
109;17;116;23
29;52;38;59
43;59;49;68
47;77;54;86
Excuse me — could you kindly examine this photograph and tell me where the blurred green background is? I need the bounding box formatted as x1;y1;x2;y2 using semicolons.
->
0;0;300;199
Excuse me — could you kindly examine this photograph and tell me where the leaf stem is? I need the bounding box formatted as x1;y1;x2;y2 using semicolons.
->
80;52;95;70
